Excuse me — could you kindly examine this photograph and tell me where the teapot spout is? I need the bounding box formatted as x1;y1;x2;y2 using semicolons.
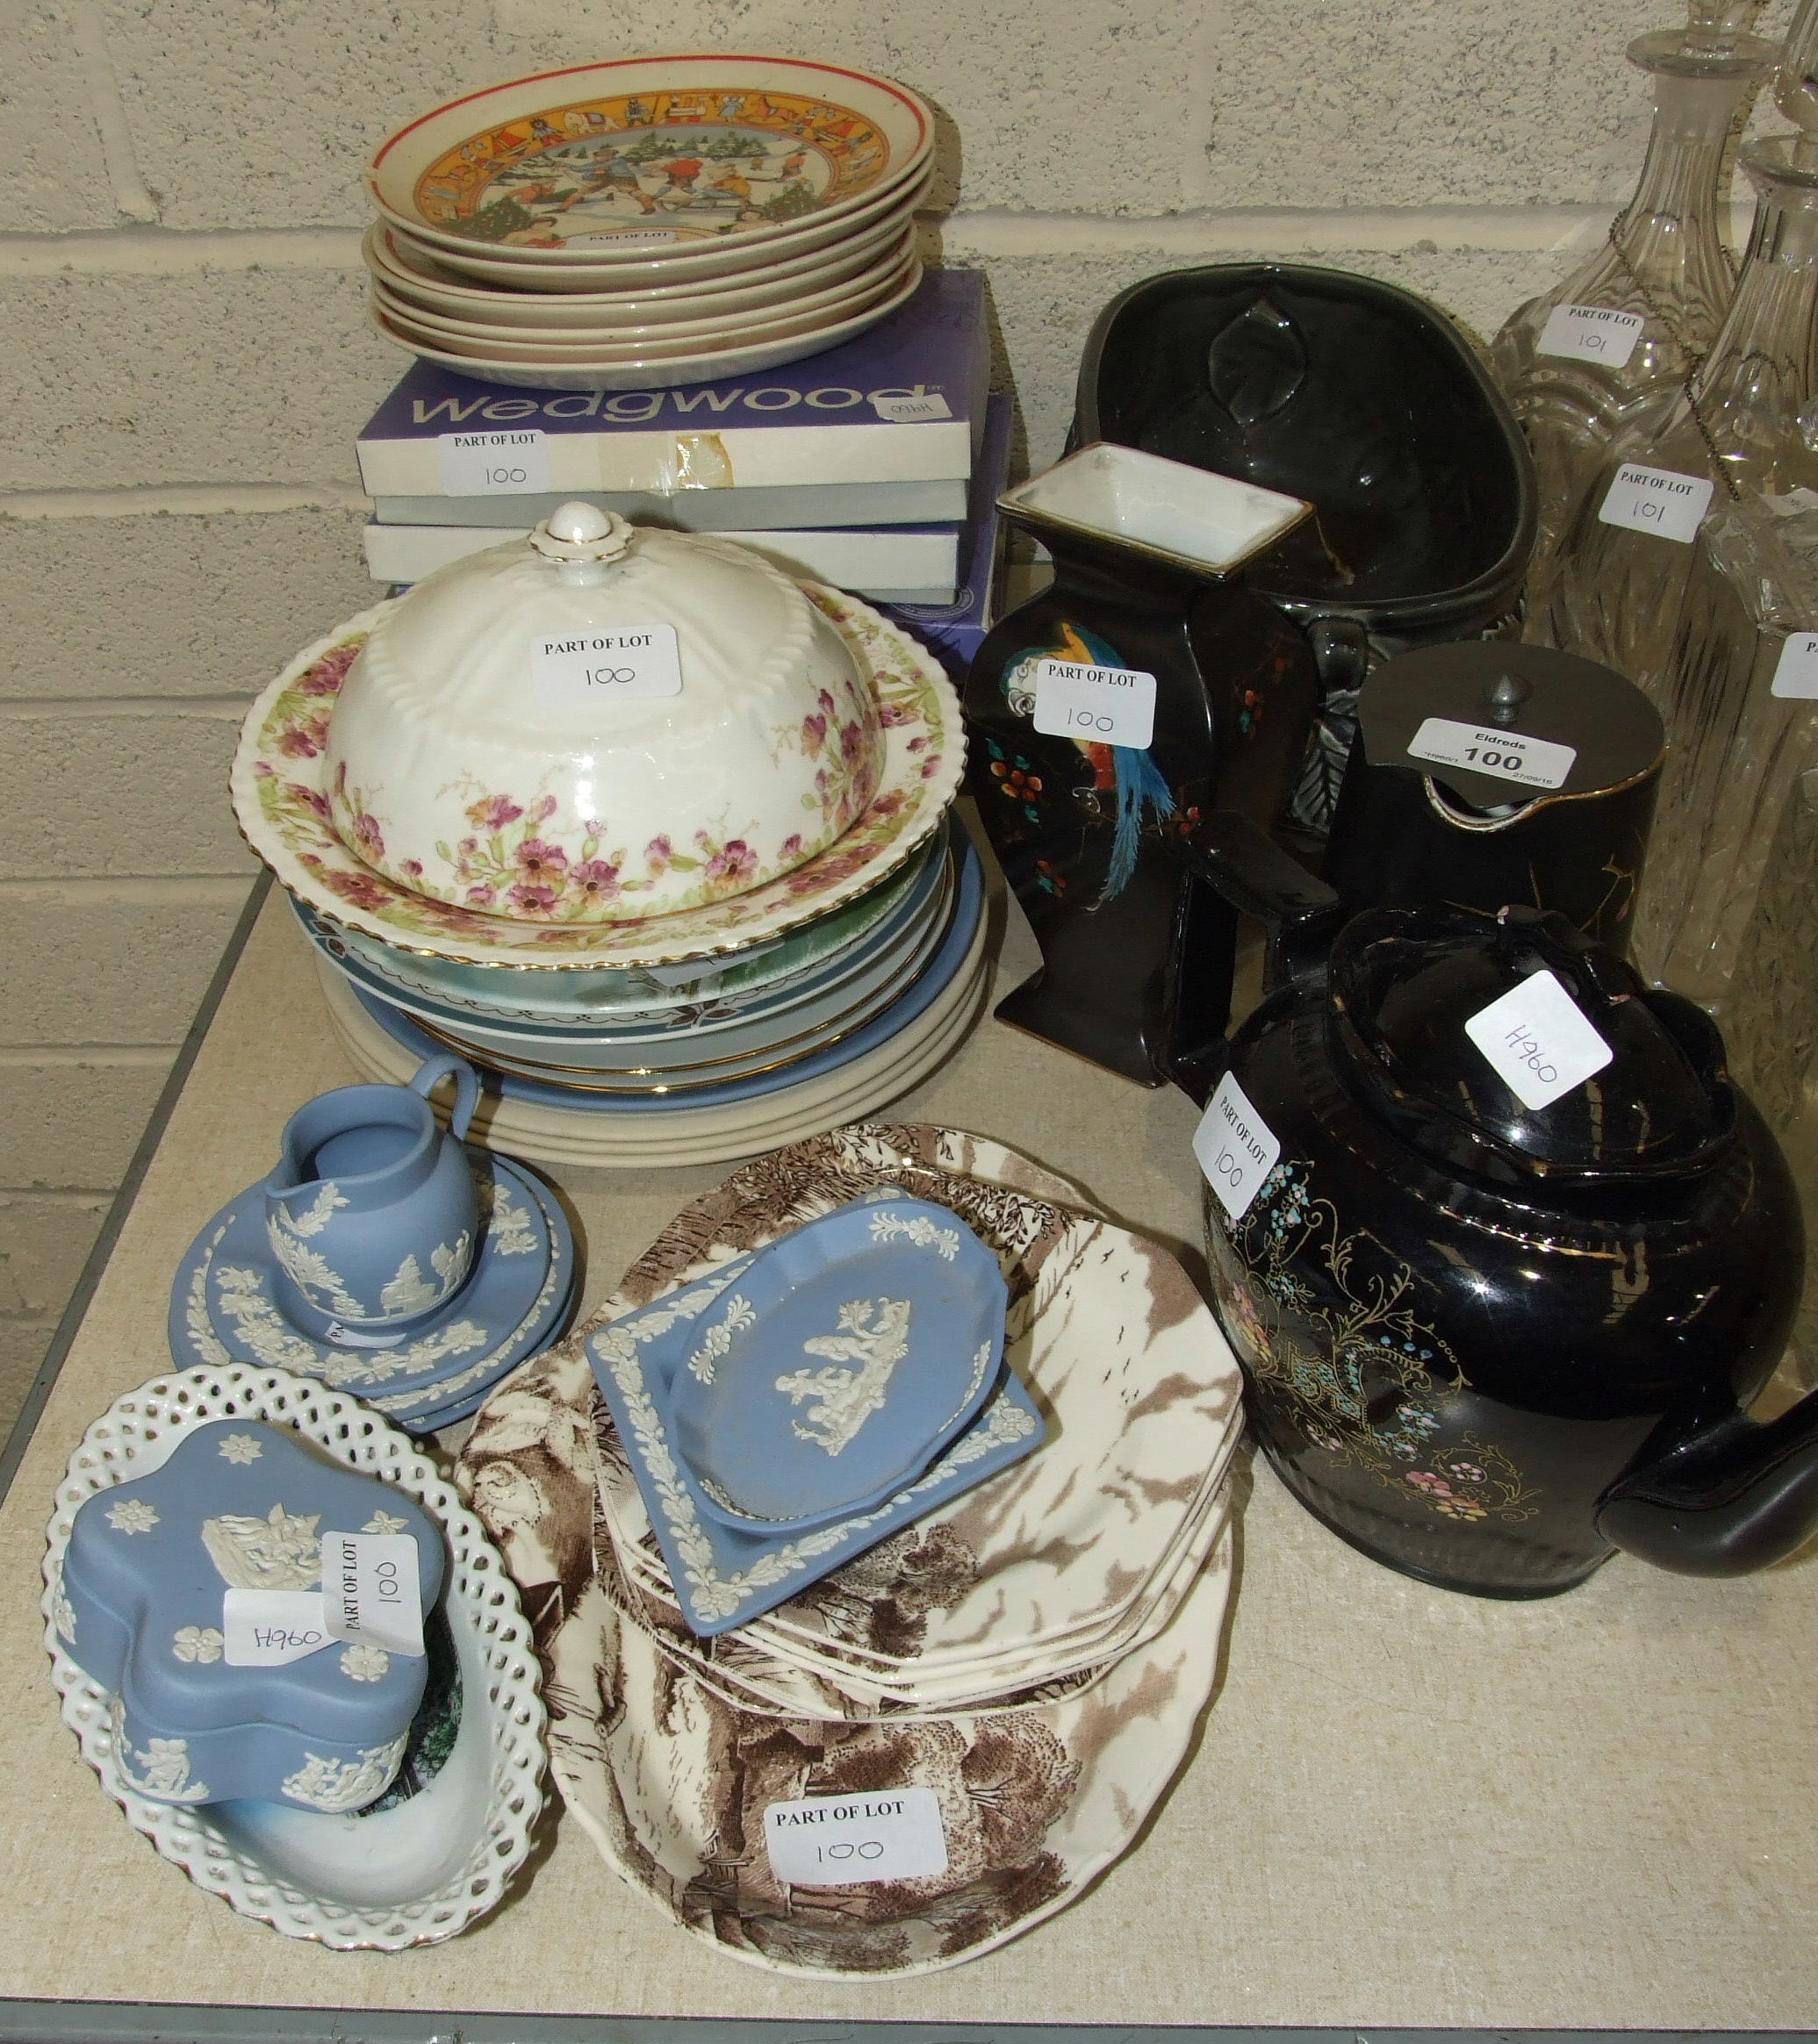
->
1595;1389;1818;1575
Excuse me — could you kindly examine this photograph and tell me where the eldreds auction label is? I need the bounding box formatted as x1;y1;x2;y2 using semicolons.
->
1406;717;1577;792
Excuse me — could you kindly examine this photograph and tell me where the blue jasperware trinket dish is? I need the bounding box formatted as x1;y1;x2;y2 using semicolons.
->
55;1418;444;1810
665;1194;1010;1529
586;1211;1041;1637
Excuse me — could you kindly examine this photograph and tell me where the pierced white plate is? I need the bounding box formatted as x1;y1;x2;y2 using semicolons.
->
41;1365;546;1949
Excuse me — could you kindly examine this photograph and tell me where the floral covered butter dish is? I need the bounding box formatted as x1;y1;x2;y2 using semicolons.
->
319;502;883;923
54;1418;445;1810
664;1192;1010;1529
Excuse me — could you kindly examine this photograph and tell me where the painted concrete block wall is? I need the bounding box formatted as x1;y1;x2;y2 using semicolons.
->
0;0;1797;1421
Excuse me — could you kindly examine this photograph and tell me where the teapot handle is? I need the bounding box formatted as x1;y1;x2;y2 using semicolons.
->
1163;811;1340;1105
1595;1388;1818;1575
408;1052;479;1142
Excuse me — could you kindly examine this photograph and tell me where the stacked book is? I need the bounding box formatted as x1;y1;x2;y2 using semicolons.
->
354;267;1005;676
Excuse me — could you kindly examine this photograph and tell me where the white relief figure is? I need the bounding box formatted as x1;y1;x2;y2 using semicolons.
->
49;1565;76;1644
275;1181;349;1237
172;1624;225;1663
105;1499;159;1535
378;1254;436;1317
340;1642;391;1682
212;1267;320;1369
686;1295;756;1385
867;1208;961;1261
280;1734;408;1811
362;1509;408;1536
378;1233;471;1317
489;1185;540;1257
217;1433;263;1464
116;1722;209;1803
201;1503;322;1591
264;1221;365;1319
774;1296;914;1454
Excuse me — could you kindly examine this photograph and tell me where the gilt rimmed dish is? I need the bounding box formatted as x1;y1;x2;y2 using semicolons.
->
364;212;910;326
234;584;960;970
294;826;945;1035
399;169;931;296
43;1366;545;1948
368;57;933;268
370;260;923;391
381;860;957;1087
314;905;991;1172
370;233;917;348
323;834;981;1113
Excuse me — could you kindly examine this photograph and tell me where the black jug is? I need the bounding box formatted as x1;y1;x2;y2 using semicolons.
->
1073;263;1537;829
1169;812;1816;1598
1325;640;1666;952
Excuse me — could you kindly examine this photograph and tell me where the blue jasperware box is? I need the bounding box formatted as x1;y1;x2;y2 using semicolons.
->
55;1419;444;1811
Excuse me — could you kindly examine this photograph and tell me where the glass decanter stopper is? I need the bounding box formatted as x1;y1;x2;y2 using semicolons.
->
1543;120;1818;688
1491;2;1776;613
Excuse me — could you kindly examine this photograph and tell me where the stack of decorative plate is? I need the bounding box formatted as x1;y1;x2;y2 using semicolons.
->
363;57;934;391
232;503;973;1170
457;1123;1247;1978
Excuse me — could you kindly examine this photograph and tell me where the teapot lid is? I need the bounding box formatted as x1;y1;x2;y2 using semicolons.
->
1355;641;1665;809
1328;903;1731;1180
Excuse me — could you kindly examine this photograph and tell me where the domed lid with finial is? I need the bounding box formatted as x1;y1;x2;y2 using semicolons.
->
321;504;882;924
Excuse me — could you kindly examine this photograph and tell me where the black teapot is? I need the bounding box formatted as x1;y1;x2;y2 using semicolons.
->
1171;813;1816;1597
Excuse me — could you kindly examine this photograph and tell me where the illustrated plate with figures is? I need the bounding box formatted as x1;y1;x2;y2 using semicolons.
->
664;1191;1010;1529
368;57;932;259
169;1154;575;1426
42;1365;545;1949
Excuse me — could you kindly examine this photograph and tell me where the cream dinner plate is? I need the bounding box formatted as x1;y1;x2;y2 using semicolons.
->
369;259;923;390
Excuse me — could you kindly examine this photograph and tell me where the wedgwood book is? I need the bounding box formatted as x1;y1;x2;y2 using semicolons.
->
363;391;1012;608
357;269;987;533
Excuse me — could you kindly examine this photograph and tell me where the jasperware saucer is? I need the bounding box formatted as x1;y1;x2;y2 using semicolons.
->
234;585;962;970
663;1192;1009;1529
586;1264;1043;1633
169;1156;576;1416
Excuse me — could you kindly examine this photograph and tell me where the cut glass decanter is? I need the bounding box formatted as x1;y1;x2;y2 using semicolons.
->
1491;3;1775;615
